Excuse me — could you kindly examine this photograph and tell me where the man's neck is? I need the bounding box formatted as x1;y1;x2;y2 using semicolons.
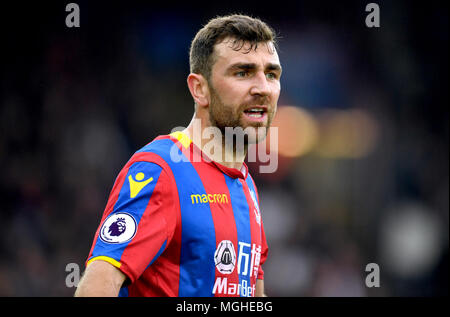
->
182;117;247;171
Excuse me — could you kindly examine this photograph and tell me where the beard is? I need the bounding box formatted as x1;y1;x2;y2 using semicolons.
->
208;83;275;146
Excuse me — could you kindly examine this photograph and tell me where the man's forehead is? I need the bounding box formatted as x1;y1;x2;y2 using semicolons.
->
213;38;279;65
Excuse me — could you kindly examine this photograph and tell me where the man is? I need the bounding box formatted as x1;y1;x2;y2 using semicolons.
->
75;14;282;297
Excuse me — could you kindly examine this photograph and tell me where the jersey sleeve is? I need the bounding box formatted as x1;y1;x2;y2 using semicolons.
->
86;160;177;283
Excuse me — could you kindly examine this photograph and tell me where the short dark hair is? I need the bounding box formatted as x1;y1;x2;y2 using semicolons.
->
189;14;277;81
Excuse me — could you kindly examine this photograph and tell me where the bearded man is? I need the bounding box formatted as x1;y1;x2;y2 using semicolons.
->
75;14;282;297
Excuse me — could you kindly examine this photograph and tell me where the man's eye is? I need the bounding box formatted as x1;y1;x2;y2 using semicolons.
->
266;72;277;80
236;71;248;77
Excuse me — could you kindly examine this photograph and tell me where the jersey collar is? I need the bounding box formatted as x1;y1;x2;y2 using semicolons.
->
169;131;248;180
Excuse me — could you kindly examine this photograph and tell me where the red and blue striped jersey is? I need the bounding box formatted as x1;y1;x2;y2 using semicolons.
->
86;131;268;297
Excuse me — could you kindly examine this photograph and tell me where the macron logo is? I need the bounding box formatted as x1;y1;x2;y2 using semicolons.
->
191;193;229;204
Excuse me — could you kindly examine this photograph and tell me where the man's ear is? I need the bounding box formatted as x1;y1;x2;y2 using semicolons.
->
187;73;210;108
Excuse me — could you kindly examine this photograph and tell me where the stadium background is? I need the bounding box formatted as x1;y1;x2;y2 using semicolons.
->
0;0;447;296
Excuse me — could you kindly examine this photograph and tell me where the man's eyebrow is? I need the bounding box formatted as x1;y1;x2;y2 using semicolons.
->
266;63;282;73
227;63;257;71
227;62;282;74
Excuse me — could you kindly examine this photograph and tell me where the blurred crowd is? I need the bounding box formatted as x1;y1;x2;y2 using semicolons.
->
0;1;447;296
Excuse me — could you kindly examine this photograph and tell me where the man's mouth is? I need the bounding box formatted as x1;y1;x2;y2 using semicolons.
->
243;106;268;120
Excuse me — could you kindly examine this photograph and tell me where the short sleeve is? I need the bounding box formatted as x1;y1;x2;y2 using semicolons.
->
86;161;177;283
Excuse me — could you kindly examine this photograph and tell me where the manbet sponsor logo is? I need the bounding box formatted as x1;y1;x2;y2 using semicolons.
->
212;277;255;297
212;241;262;297
190;193;229;204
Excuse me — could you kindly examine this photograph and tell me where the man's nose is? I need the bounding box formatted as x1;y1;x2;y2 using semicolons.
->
250;72;271;97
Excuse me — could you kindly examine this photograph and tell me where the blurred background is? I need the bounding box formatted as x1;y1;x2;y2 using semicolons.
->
0;0;447;296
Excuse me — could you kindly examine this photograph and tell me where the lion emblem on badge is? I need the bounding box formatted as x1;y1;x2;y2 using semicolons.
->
108;217;126;236
100;212;137;244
